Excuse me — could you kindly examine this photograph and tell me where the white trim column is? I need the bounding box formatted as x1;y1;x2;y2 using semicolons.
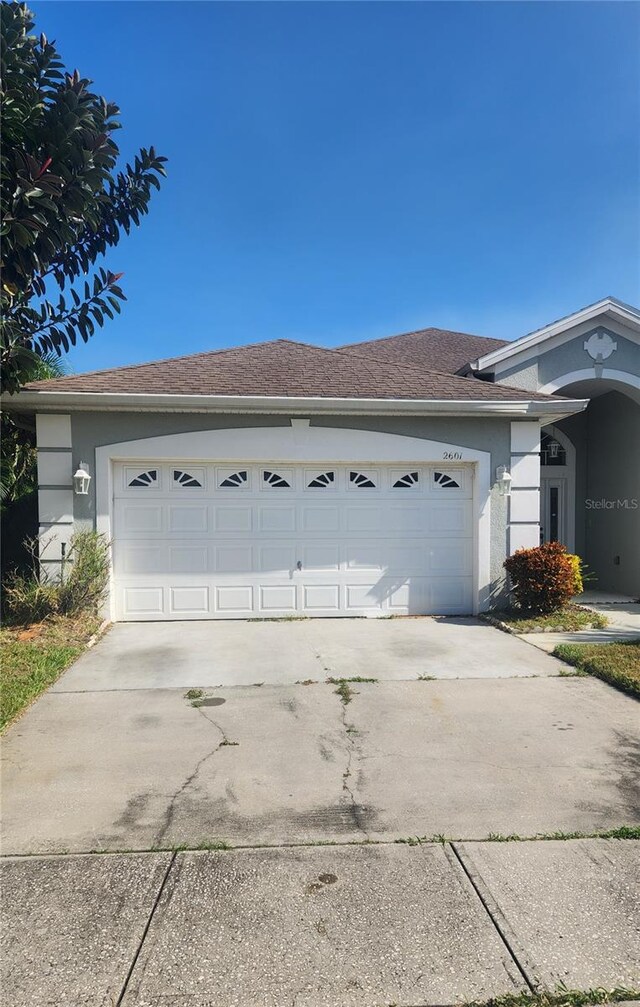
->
509;421;541;553
36;414;73;580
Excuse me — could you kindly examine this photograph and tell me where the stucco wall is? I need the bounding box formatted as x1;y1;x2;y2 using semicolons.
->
538;327;640;387
492;323;640;389
583;392;640;595
66;410;513;604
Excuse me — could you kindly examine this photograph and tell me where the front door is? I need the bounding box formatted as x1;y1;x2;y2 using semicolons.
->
540;476;567;545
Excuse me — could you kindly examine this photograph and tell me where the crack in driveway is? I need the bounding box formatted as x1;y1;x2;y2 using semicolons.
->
154;707;228;846
338;702;370;841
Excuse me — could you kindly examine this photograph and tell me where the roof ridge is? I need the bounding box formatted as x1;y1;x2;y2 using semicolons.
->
329;342;500;386
338;325;507;351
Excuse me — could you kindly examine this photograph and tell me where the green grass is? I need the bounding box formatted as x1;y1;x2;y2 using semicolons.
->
394;826;640;846
462;985;640;1007
1;613;101;731
326;676;377;704
553;639;640;697
485;604;608;633
485;825;640;842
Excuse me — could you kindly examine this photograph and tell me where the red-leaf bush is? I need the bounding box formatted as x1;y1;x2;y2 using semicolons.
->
504;541;577;613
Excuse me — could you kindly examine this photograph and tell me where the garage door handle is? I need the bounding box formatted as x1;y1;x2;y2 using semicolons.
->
296;560;302;571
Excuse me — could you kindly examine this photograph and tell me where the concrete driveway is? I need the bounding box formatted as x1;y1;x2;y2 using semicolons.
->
2;618;638;855
51;615;563;690
2;617;639;1005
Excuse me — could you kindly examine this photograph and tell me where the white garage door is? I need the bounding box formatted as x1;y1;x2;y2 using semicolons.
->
112;462;474;620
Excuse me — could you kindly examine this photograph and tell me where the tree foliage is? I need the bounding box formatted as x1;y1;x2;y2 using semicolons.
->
0;1;167;393
1;353;67;507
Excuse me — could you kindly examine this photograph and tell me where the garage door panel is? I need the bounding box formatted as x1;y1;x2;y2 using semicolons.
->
118;503;163;534
259;585;297;612
116;544;164;575
302;544;340;571
168;505;208;533
346;584;383;610
346;543;425;574
387;581;412;610
215;545;253;574
301;506;340;533
171;546;210;574
214;507;252;532
170;586;210;616
122;586;164;617
259;545;296;573
427;500;472;534
390;506;430;532
425;578;473;614
113;462;475;620
345;507;381;532
216;585;253;613
303;584;340;610
427;539;473;575
258;507;296;533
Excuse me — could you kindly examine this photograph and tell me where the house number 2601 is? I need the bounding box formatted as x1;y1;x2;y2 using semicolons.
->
443;451;462;460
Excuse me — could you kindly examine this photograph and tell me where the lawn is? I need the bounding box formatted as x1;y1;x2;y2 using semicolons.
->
485;604;608;634
553;639;640;697
0;613;102;731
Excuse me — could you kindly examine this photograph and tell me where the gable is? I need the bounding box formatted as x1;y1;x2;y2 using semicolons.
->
474;300;640;393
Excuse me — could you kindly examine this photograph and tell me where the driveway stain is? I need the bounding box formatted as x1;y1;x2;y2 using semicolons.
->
113;791;154;831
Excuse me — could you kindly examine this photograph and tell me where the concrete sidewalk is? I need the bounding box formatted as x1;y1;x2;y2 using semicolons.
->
520;603;640;653
2;839;638;1006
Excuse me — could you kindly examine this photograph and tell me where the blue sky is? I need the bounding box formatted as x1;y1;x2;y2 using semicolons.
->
33;1;640;372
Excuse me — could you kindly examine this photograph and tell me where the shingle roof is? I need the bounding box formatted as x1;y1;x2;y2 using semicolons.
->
339;327;508;374
25;339;560;402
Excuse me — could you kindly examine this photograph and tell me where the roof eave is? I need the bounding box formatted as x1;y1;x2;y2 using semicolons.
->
1;389;589;420
469;297;640;372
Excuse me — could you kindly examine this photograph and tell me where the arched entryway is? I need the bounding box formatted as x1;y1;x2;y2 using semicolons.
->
541;376;640;596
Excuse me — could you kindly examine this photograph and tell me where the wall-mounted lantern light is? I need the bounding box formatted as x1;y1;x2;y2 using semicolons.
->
548;439;560;459
73;462;91;496
496;465;513;497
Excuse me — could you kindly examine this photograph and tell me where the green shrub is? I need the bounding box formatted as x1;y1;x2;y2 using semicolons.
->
567;552;583;595
3;531;109;625
58;530;110;616
2;571;59;624
504;541;577;614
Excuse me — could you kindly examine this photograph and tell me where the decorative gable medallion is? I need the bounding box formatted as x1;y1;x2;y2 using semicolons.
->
584;329;617;362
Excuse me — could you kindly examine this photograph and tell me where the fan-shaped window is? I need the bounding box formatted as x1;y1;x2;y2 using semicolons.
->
433;471;460;489
393;471;419;489
173;469;202;488
220;470;247;488
540;433;566;467
128;469;158;488
308;471;335;488
350;471;376;488
263;470;291;488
